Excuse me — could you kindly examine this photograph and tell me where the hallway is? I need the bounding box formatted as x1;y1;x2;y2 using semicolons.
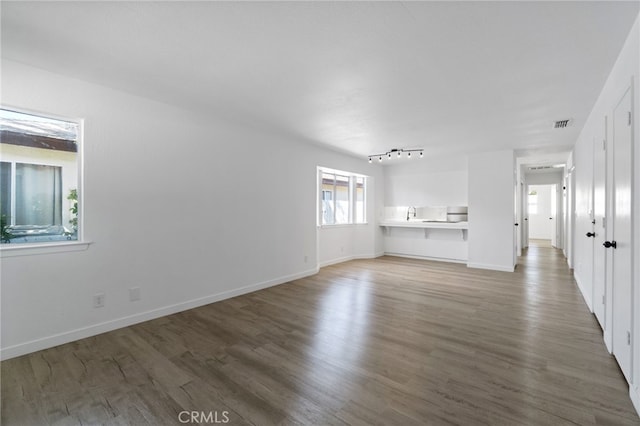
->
2;248;638;425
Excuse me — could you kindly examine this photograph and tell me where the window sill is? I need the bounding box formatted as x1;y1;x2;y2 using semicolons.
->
0;241;92;258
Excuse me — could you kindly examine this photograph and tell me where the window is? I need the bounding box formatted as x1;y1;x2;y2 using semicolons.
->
355;176;365;223
528;190;538;215
1;108;80;245
318;167;367;226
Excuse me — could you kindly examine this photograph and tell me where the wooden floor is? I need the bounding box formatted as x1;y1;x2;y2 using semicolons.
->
2;244;638;425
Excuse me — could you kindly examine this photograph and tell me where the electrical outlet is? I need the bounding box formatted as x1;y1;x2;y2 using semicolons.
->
93;293;105;308
304;255;308;263
129;287;141;302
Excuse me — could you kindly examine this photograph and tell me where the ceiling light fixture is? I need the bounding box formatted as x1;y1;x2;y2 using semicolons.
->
367;148;424;163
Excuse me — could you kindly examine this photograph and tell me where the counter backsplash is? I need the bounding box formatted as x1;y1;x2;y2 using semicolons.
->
384;206;468;222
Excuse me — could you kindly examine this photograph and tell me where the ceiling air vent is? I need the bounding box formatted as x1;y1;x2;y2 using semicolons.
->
552;119;573;129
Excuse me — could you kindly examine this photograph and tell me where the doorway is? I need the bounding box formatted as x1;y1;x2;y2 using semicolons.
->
527;184;558;247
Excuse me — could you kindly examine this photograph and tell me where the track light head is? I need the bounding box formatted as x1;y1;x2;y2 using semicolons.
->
367;148;424;163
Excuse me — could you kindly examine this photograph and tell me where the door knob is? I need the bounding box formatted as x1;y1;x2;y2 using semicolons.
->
586;232;595;237
603;241;617;249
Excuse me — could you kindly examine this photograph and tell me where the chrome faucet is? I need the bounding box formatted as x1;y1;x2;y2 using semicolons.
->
406;206;416;221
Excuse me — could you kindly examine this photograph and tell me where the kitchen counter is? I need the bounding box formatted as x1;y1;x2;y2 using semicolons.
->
379;220;468;229
379;220;468;262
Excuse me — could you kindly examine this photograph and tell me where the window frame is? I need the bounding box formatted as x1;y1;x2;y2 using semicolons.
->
528;190;538;215
354;175;366;224
3;161;64;227
0;105;89;257
317;166;368;227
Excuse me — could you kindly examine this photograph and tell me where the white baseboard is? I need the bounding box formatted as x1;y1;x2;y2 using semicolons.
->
573;272;593;312
384;252;467;264
359;252;384;260
466;262;515;272
604;330;613;354
319;252;383;268
0;267;319;360
319;255;355;268
631;385;640;418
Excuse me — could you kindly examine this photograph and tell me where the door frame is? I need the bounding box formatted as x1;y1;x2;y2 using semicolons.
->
604;81;634;382
592;122;607;331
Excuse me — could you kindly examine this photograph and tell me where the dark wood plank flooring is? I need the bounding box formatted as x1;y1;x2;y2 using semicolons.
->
2;243;638;425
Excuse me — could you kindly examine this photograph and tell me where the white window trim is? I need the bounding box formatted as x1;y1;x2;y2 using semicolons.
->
353;175;367;224
1;241;92;258
0;105;90;256
317;166;368;227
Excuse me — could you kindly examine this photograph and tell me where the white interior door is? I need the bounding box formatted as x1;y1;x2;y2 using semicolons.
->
517;181;523;256
555;181;564;250
609;86;633;383
514;179;518;267
563;175;568;257
550;184;557;247
523;181;529;248
593;122;607;330
528;184;554;240
567;170;576;269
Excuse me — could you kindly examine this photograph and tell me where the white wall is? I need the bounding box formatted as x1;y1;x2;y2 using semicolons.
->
318;224;380;267
573;138;595;309
525;171;563;185
0;60;384;359
633;19;640;415
467;150;516;272
383;155;468;207
571;14;640;414
564;153;576;268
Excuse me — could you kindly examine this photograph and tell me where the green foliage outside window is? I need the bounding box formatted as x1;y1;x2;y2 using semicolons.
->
68;189;78;231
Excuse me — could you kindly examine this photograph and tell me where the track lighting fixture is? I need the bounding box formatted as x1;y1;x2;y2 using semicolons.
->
367;148;424;163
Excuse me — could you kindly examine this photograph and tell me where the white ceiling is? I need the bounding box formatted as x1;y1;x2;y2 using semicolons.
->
2;1;638;161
